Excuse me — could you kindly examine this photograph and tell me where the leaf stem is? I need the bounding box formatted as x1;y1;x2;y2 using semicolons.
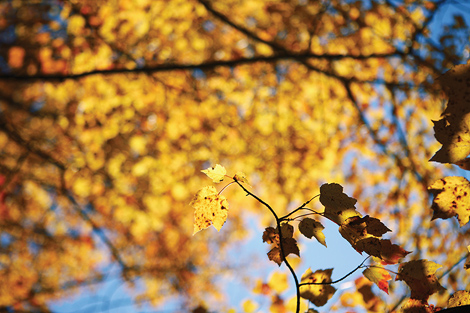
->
280;195;320;221
299;256;371;286
218;181;236;195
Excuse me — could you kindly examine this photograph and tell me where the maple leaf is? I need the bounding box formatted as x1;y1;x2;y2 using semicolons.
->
190;186;229;235
298;217;327;247
396;259;446;302
362;267;392;294
299;268;336;307
428;177;470;227
201;164;227;183
448;290;470;308
262;225;299;266
430;61;470;164
339;216;409;264
319;183;360;225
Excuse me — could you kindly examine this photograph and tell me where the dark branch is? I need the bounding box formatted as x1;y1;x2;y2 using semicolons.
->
0;52;407;81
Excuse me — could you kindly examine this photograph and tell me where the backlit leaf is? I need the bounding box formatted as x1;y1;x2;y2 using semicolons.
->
363;267;392;294
429;176;470;227
262;226;299;266
396;260;445;302
201;164;227;183
431;61;470;164
319;183;360;225
190;186;229;234
299;268;336;307
233;172;251;186
298;218;327;247
447;290;470;308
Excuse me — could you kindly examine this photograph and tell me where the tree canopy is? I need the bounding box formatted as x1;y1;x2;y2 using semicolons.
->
0;0;470;312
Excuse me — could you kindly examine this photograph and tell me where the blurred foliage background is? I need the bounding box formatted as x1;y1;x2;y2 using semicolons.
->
0;0;469;312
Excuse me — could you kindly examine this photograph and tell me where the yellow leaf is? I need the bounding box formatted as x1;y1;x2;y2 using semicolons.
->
190;186;229;234
201;164;227;183
242;299;258;313
448;290;470;308
234;171;251;186
268;271;289;294
429;176;470;227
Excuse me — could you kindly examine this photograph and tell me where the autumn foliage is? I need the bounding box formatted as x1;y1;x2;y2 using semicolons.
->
0;0;470;312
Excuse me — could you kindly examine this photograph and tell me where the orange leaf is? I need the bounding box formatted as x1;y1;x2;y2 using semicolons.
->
362;267;392;294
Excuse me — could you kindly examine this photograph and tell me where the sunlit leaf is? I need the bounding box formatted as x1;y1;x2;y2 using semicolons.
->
429;176;470;227
190;186;229;234
447;290;470;308
363;267;392;294
201;164;227;183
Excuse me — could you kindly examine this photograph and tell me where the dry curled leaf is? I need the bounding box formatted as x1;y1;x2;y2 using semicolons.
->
190;186;229;234
262;224;299;266
201;164;227;183
298;217;327;247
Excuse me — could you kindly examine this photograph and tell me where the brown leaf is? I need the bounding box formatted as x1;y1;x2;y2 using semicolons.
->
431;61;470;164
396;260;446;302
339;217;409;264
320;183;360;225
299;217;327;247
300;268;336;307
262;227;279;244
263;225;299;266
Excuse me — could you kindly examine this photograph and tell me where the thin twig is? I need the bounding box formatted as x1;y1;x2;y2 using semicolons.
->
280;194;320;221
299;256;370;286
234;180;301;313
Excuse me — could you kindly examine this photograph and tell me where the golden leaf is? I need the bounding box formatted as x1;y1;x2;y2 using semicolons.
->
447;290;470;308
201;164;227;183
190;186;229;234
429;176;470;227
